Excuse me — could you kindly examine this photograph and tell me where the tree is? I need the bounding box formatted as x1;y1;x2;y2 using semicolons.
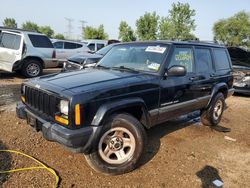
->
22;21;39;32
39;26;54;38
83;24;108;39
118;21;136;42
159;2;196;40
136;12;159;41
54;34;65;40
3;17;17;28
213;11;250;49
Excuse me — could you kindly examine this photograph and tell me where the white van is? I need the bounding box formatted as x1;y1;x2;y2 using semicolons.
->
81;39;108;52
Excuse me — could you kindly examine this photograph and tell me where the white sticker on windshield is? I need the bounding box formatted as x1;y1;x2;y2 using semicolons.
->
145;46;166;54
148;63;160;71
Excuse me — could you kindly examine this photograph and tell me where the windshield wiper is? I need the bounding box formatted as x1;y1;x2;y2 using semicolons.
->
95;64;110;69
112;66;139;73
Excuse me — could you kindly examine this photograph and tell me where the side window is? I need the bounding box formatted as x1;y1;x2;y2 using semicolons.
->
168;47;193;73
64;42;77;49
88;43;95;51
213;48;230;71
75;43;83;48
97;43;105;50
53;41;63;49
28;34;53;48
0;33;21;50
195;48;212;73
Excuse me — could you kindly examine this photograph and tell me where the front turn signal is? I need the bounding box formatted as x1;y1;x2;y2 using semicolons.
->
21;96;25;103
75;104;81;126
55;115;69;125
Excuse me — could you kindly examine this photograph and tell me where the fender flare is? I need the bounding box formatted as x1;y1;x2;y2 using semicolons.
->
207;83;228;107
91;98;151;128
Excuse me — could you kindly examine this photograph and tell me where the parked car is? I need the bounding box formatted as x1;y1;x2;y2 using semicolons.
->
63;43;117;71
17;41;234;175
81;39;108;52
0;27;58;77
227;47;250;95
51;39;90;63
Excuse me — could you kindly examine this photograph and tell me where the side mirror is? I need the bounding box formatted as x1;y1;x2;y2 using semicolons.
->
166;65;187;77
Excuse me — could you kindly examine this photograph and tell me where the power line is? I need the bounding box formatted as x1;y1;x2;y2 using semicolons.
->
79;20;87;40
65;17;74;39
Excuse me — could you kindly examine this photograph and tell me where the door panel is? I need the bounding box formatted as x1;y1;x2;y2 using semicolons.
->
159;46;197;123
0;31;23;72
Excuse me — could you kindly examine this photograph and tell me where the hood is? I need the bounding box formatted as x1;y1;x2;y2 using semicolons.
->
33;68;157;94
68;53;103;64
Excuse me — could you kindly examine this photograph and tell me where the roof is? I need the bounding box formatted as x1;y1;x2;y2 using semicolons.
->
0;26;43;35
119;40;224;48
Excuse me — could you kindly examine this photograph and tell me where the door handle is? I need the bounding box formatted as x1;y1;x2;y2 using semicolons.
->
189;76;201;81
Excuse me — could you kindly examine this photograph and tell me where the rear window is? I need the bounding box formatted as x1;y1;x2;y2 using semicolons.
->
53;41;63;49
0;32;21;50
28;34;53;48
213;48;230;70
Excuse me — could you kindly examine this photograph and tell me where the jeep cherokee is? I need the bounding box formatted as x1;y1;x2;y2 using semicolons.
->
16;41;234;175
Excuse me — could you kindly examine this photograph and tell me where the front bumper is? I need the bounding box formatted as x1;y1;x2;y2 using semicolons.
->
16;101;101;153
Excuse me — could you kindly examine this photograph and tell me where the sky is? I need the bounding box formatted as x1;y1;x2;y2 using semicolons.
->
0;0;250;40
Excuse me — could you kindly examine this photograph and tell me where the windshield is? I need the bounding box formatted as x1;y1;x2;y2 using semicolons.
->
97;44;168;72
95;44;113;55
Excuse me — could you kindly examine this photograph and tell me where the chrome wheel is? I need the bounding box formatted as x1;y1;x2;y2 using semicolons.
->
26;63;40;77
98;127;136;165
213;100;223;120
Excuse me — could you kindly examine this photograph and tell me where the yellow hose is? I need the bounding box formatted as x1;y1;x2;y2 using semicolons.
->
0;150;59;188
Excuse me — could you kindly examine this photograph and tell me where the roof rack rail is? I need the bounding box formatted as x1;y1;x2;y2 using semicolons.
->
186;39;219;44
0;26;39;33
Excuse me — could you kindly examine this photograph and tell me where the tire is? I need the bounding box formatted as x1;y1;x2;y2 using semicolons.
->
21;59;43;78
201;92;225;126
85;113;147;175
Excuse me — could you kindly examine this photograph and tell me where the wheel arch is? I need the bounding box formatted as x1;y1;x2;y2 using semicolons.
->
207;83;228;107
91;98;151;129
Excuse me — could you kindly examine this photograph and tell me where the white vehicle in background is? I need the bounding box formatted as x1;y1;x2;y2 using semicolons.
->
81;39;108;52
51;39;90;62
0;27;58;78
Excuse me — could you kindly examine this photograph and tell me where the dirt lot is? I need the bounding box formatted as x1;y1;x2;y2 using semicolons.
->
0;71;249;188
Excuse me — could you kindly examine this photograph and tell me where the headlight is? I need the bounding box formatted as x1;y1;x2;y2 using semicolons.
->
21;85;26;94
242;76;250;82
59;100;69;116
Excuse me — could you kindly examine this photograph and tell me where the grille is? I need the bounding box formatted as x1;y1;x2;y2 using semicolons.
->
24;86;59;117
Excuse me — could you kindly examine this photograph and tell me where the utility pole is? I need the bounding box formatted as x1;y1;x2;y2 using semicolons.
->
79;20;87;40
65;17;74;39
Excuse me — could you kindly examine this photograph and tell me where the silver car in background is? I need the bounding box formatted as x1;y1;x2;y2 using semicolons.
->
0;27;58;77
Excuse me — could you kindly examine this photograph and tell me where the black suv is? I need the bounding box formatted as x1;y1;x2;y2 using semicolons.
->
16;41;234;175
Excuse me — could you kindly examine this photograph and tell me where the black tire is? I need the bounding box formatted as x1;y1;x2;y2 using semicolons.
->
85;113;147;175
21;59;43;78
201;92;225;126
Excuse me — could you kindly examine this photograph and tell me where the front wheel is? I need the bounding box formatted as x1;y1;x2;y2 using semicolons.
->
85;113;147;175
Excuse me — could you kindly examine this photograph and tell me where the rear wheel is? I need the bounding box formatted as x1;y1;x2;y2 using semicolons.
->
201;92;225;126
85;113;147;175
22;59;43;78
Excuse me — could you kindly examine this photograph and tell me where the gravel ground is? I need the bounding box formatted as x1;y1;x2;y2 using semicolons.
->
0;71;249;187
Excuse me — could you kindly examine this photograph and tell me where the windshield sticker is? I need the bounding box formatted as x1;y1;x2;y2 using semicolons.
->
148;63;160;71
175;51;192;61
145;46;166;54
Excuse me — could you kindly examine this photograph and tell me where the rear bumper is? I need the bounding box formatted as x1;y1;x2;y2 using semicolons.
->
16;101;101;153
43;59;59;68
